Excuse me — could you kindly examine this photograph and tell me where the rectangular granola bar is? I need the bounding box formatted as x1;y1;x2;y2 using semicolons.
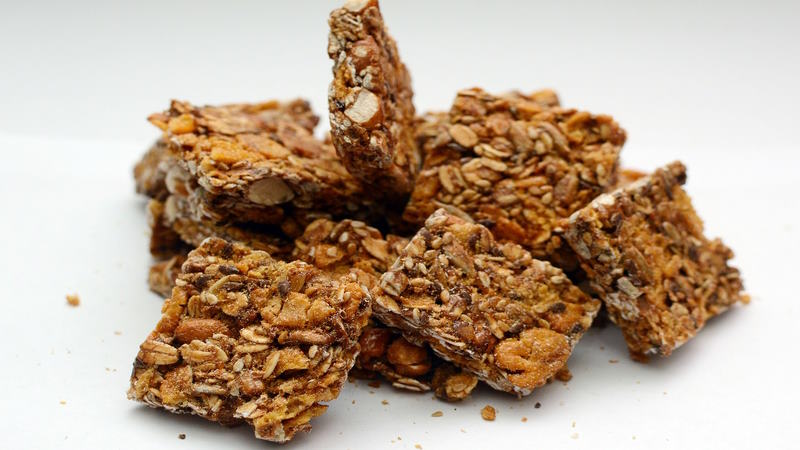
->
563;161;747;359
373;209;600;396
148;99;386;228
292;217;478;400
403;88;625;270
328;0;421;196
128;237;370;442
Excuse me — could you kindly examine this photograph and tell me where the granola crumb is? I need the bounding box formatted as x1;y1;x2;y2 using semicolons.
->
381;400;389;405
431;410;443;417
571;433;579;439
368;380;381;389
352;400;356;404
113;331;122;336
59;400;66;405
66;294;80;307
521;417;528;422
415;445;422;449
178;433;186;440
609;359;619;364
481;405;496;421
535;402;542;409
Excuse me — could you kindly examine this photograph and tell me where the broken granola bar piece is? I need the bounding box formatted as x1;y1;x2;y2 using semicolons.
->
563;161;747;359
328;0;421;197
403;88;625;270
128;237;370;443
374;209;600;396
134;139;170;201
293;218;478;400
148;99;385;227
148;254;186;298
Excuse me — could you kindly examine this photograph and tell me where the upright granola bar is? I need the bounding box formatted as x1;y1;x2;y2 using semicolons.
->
328;0;421;196
374;209;600;396
128;238;370;442
563;162;746;359
404;88;625;270
148;99;385;228
293;218;478;400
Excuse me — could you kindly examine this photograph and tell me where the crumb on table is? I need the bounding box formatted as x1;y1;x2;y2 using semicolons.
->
481;405;496;421
66;293;80;307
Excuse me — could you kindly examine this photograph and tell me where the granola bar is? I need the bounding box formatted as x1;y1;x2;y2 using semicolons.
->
134;139;170;201
148;254;186;298
374;209;600;396
403;88;625;270
148;99;386;227
328;0;421;196
128;238;371;442
563;162;747;359
292;218;478;400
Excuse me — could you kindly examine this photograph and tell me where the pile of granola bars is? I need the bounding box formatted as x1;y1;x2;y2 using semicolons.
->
128;0;747;443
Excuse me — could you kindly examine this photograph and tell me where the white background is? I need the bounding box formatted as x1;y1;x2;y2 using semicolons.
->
1;0;798;449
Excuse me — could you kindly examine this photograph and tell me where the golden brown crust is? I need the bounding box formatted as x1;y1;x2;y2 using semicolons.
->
373;209;600;396
403;88;625;270
328;0;420;197
564;162;747;359
128;238;371;442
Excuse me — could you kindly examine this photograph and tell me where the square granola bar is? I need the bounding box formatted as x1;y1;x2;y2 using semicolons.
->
148;99;386;228
328;0;421;196
128;237;370;442
373;209;600;396
563;161;747;359
403;88;625;270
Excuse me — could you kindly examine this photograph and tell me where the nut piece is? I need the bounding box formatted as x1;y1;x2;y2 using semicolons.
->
328;0;421;197
564;162;747;360
247;177;295;206
373;209;600;396
128;238;371;443
404;88;625;270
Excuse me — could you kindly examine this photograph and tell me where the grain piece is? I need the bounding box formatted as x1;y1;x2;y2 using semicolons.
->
328;0;421;197
294;218;478;400
403;88;625;271
481;405;496;421
374;209;600;396
128;238;370;443
148;99;387;228
134;139;170;201
563;161;747;359
148;254;187;298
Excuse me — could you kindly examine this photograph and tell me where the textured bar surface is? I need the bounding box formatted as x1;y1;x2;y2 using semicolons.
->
374;209;599;395
564;161;746;359
128;238;370;442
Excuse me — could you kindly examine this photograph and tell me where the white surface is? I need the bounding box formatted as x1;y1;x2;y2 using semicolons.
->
0;1;798;449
